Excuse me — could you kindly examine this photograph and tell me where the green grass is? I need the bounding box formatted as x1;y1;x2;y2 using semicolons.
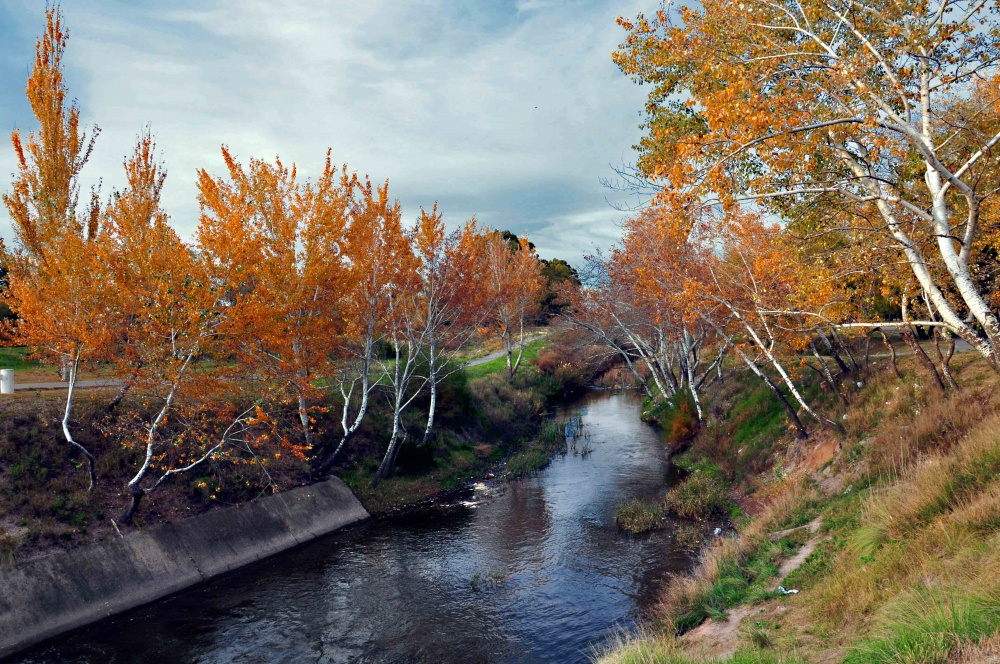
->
664;473;732;520
0;347;41;371
464;338;547;380
844;588;1000;664
505;419;567;477
673;535;803;631
505;445;550;477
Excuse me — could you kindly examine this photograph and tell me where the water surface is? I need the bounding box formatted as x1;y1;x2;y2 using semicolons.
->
12;391;695;664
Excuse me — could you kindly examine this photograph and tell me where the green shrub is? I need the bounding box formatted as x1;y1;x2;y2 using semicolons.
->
664;473;732;519
645;389;699;445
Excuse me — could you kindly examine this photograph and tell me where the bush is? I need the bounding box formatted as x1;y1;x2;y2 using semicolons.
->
467;371;545;436
645;389;699;446
664;473;731;520
534;348;561;374
616;498;664;533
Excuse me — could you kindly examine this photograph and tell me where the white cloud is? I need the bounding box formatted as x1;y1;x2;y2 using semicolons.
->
0;0;652;265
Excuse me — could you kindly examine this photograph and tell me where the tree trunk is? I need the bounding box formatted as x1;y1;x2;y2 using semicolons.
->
877;328;902;379
373;411;403;486
120;352;193;523
733;311;844;434
118;486;144;525
830;329;859;373
509;313;526;378
503;325;514;377
62;355;97;491
315;339;375;477
933;328;959;391
817;329;851;376
842;156;1000;373
900;326;946;392
96;382;131;419
297;391;312;449
684;349;704;421
810;340;846;406
422;343;438;446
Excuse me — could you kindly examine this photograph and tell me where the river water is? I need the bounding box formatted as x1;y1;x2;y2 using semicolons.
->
13;391;695;664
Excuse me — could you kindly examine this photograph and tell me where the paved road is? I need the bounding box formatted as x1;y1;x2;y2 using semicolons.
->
464;334;545;368
11;379;124;392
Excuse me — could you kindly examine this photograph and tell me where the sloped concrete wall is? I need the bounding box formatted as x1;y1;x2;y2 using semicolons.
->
0;477;369;658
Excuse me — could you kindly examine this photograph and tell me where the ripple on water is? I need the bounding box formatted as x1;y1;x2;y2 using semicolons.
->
12;391;694;664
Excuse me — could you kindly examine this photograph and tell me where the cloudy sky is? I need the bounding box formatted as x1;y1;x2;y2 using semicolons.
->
0;0;652;266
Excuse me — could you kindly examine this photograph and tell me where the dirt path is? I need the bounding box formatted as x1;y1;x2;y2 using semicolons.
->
680;517;824;659
465;334;544;368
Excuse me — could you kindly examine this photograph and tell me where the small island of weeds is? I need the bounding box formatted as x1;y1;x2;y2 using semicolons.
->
615;498;664;534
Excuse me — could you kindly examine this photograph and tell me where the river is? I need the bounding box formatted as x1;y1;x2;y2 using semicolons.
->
12;390;696;664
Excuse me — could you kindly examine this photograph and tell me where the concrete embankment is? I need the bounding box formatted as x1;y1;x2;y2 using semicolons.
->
0;477;369;658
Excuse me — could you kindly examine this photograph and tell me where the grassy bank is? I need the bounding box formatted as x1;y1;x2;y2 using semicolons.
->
338;343;594;513
0;335;597;561
597;350;1000;663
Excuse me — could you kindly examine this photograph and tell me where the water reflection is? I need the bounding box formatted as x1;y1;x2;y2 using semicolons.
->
11;391;695;664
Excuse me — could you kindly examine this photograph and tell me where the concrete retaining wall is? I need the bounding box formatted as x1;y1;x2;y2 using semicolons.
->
0;477;369;658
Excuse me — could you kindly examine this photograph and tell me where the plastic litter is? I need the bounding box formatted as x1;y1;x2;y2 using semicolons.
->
712;527;722;536
777;586;799;595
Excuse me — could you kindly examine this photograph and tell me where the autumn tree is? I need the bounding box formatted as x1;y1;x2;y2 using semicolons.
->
615;1;1000;371
101;135;267;524
611;204;818;439
368;184;426;484
484;232;545;377
709;213;847;433
413;210;491;444
196;147;352;454
1;7;106;489
313;177;405;475
560;273;661;400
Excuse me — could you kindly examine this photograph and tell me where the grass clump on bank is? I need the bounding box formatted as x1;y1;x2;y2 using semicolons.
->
664;473;732;520
595;629;805;664
616;498;664;533
506;419;573;478
506;445;551;478
669;531;805;631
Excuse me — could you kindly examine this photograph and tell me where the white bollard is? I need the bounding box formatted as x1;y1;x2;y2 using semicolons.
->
0;369;13;395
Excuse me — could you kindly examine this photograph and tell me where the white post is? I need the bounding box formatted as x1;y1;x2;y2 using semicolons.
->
0;369;14;395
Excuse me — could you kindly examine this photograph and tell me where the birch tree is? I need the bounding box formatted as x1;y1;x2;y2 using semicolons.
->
615;0;1000;371
413;211;491;444
314;178;399;474
102;135;263;524
370;187;426;484
1;7;107;490
196;147;352;453
484;233;545;378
